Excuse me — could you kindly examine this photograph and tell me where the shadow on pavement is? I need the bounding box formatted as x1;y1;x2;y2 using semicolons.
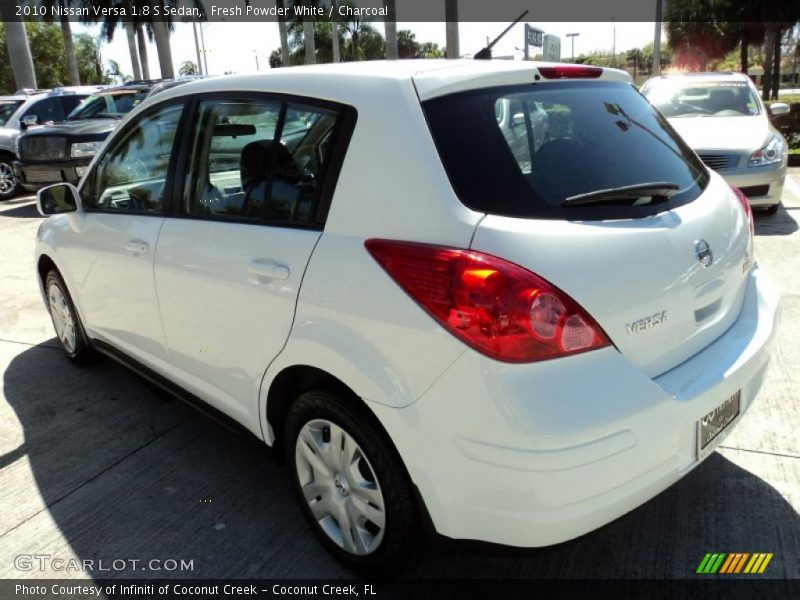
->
754;204;799;236
2;342;799;579
0;203;41;219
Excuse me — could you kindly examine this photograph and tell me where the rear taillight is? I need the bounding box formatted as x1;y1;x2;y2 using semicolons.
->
731;185;754;246
538;65;603;79
365;239;610;363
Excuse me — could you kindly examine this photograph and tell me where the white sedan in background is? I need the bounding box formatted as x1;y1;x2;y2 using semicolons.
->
642;72;789;214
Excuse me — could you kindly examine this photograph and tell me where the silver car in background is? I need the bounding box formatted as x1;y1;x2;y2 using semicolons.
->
641;72;789;214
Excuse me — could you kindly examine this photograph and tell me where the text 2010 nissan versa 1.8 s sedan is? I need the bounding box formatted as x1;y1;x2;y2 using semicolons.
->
34;61;780;573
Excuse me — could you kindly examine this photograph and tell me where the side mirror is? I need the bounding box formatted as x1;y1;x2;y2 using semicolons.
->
768;102;790;118
511;112;526;127
21;114;38;129
37;183;82;216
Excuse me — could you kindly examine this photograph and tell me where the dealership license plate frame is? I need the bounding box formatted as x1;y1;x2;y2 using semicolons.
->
697;391;741;460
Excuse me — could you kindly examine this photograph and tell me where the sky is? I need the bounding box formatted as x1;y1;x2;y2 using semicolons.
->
73;21;662;79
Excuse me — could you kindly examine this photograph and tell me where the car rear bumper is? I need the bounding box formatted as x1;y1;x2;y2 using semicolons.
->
14;158;90;189
720;163;786;208
370;265;780;547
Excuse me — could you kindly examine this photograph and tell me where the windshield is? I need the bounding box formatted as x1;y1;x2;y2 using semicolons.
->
423;81;709;220
642;79;760;118
0;100;23;126
68;91;148;119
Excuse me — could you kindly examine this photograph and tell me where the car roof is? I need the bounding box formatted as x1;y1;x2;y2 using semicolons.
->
145;59;632;107
645;71;752;84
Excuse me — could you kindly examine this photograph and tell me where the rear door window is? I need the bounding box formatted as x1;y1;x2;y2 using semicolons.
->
423;81;709;220
181;97;342;226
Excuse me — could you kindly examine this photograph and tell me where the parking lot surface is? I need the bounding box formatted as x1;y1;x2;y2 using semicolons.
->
0;174;798;580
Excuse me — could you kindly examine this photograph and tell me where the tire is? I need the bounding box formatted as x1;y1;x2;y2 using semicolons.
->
285;390;420;575
0;156;21;201
765;203;779;215
45;270;97;365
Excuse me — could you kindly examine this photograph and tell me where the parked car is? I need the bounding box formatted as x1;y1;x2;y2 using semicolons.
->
13;81;185;193
0;86;103;200
641;72;790;214
34;61;780;573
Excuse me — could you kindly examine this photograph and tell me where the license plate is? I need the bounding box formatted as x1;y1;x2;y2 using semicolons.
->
697;391;740;460
26;170;61;183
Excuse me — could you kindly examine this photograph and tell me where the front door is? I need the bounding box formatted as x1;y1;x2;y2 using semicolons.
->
66;102;185;374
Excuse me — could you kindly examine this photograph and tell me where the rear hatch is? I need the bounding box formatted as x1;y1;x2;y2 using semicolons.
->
420;69;752;378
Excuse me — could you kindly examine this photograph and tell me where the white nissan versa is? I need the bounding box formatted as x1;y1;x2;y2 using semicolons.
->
34;61;780;573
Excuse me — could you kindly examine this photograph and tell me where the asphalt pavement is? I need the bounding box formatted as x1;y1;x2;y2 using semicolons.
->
0;174;798;580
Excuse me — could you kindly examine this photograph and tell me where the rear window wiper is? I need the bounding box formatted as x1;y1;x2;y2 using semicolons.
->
562;182;680;207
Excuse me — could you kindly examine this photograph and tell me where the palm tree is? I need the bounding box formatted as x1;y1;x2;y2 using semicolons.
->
301;0;316;64
151;19;174;78
445;0;459;58
276;0;290;65
0;13;37;89
384;0;398;60
136;24;151;79
86;0;183;79
41;0;81;85
125;22;142;79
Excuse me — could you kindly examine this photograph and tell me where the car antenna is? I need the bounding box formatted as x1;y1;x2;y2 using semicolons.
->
474;10;529;60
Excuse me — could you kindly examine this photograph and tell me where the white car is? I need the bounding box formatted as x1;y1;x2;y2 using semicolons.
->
34;60;780;573
641;72;790;214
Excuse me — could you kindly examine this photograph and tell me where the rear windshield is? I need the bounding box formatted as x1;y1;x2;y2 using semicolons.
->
423;81;709;220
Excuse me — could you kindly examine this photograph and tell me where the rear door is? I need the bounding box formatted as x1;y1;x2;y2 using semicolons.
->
423;80;752;378
153;95;348;421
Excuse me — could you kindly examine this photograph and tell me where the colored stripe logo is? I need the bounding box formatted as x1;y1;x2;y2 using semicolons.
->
696;552;773;574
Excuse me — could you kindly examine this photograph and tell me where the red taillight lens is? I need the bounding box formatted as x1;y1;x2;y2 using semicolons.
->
538;65;603;79
365;239;610;363
731;185;754;243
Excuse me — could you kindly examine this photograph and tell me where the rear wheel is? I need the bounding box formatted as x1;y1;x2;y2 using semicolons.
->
285;390;419;574
45;270;97;365
0;157;21;200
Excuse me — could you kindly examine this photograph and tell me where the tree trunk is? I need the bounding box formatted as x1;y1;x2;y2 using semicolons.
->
740;33;748;75
762;26;774;101
136;25;151;79
384;0;398;60
445;0;459;59
2;18;38;90
771;26;782;100
276;0;290;66
303;19;316;64
126;23;142;80
152;21;174;78
332;20;340;63
59;11;80;85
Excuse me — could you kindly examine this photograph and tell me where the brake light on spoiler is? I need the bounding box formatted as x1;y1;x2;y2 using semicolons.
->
538;65;603;79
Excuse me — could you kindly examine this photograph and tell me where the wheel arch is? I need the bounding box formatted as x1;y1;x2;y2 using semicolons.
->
266;364;373;459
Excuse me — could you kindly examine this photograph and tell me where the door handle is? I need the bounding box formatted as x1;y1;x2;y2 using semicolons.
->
125;240;149;255
247;260;290;283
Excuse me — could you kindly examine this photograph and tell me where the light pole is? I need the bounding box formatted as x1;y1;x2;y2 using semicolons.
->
192;21;203;75
566;32;579;60
611;18;616;67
